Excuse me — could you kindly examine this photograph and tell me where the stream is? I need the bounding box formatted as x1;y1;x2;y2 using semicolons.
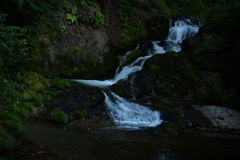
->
72;19;199;129
4;120;240;160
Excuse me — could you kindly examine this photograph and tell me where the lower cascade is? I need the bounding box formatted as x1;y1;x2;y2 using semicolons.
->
103;92;162;129
73;19;200;129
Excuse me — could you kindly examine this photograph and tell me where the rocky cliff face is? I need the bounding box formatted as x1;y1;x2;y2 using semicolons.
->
41;0;169;78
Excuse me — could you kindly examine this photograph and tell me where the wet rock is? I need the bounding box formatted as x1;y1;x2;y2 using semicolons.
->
46;85;109;120
152;148;179;160
182;35;202;52
111;69;154;99
143;52;230;105
193;105;240;130
197;71;230;105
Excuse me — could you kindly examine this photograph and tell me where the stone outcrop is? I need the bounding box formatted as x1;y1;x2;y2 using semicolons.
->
193;105;240;130
49;85;108;120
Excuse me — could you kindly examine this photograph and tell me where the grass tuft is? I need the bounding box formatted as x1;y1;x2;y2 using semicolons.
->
50;108;68;123
0;130;15;151
74;110;87;119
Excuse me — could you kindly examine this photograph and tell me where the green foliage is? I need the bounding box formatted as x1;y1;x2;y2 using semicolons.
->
149;65;158;73
118;0;136;22
0;112;23;135
32;93;43;105
50;78;71;89
79;0;87;5
50;108;68;123
74;110;87;119
87;11;105;27
80;0;98;7
154;99;170;110
60;25;68;35
0;130;15;151
0;0;70;29
171;75;181;81
55;47;88;63
68;115;73;120
45;91;57;97
25;71;50;92
120;20;147;47
0;14;29;78
150;0;172;16
19;102;34;111
191;0;240;71
66;7;78;25
202;0;240;56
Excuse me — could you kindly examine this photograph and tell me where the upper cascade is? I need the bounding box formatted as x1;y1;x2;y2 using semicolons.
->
72;19;199;87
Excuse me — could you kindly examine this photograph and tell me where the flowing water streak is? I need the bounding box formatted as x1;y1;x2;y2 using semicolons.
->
72;19;200;129
103;92;162;129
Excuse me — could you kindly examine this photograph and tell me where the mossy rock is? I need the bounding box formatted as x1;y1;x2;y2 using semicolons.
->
143;52;229;104
143;52;197;97
25;71;50;92
197;71;230;104
21;89;35;101
120;49;146;69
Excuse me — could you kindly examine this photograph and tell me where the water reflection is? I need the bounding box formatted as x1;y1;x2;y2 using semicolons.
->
3;121;240;160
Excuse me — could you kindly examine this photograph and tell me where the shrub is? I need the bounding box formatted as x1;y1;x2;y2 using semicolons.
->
86;11;105;27
68;115;73;120
74;110;87;119
32;93;43;105
0;130;15;151
1;106;29;120
13;108;29;120
51;78;71;89
50;108;68;123
20;102;34;111
1;120;23;135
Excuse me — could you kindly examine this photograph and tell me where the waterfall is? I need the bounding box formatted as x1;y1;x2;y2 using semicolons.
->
103;92;162;129
72;19;199;129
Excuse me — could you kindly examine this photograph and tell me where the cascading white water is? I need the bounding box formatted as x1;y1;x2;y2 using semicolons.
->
103;92;162;129
72;19;199;129
165;19;199;52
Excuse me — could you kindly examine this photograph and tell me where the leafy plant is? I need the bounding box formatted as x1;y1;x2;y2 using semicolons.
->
154;99;170;110
66;13;78;25
50;108;68;123
171;75;181;81
0;130;15;151
0;112;23;135
20;102;34;111
118;0;136;22
68;115;73;120
50;78;71;89
87;11;105;27
120;20;147;47
56;47;88;63
74;110;87;119
60;25;68;35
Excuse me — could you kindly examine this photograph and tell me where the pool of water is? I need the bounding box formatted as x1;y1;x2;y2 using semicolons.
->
3;119;240;160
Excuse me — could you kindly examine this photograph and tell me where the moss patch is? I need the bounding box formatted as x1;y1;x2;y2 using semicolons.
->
25;71;50;92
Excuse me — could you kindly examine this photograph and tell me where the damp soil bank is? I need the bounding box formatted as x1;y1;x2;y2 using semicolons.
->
2;119;240;160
